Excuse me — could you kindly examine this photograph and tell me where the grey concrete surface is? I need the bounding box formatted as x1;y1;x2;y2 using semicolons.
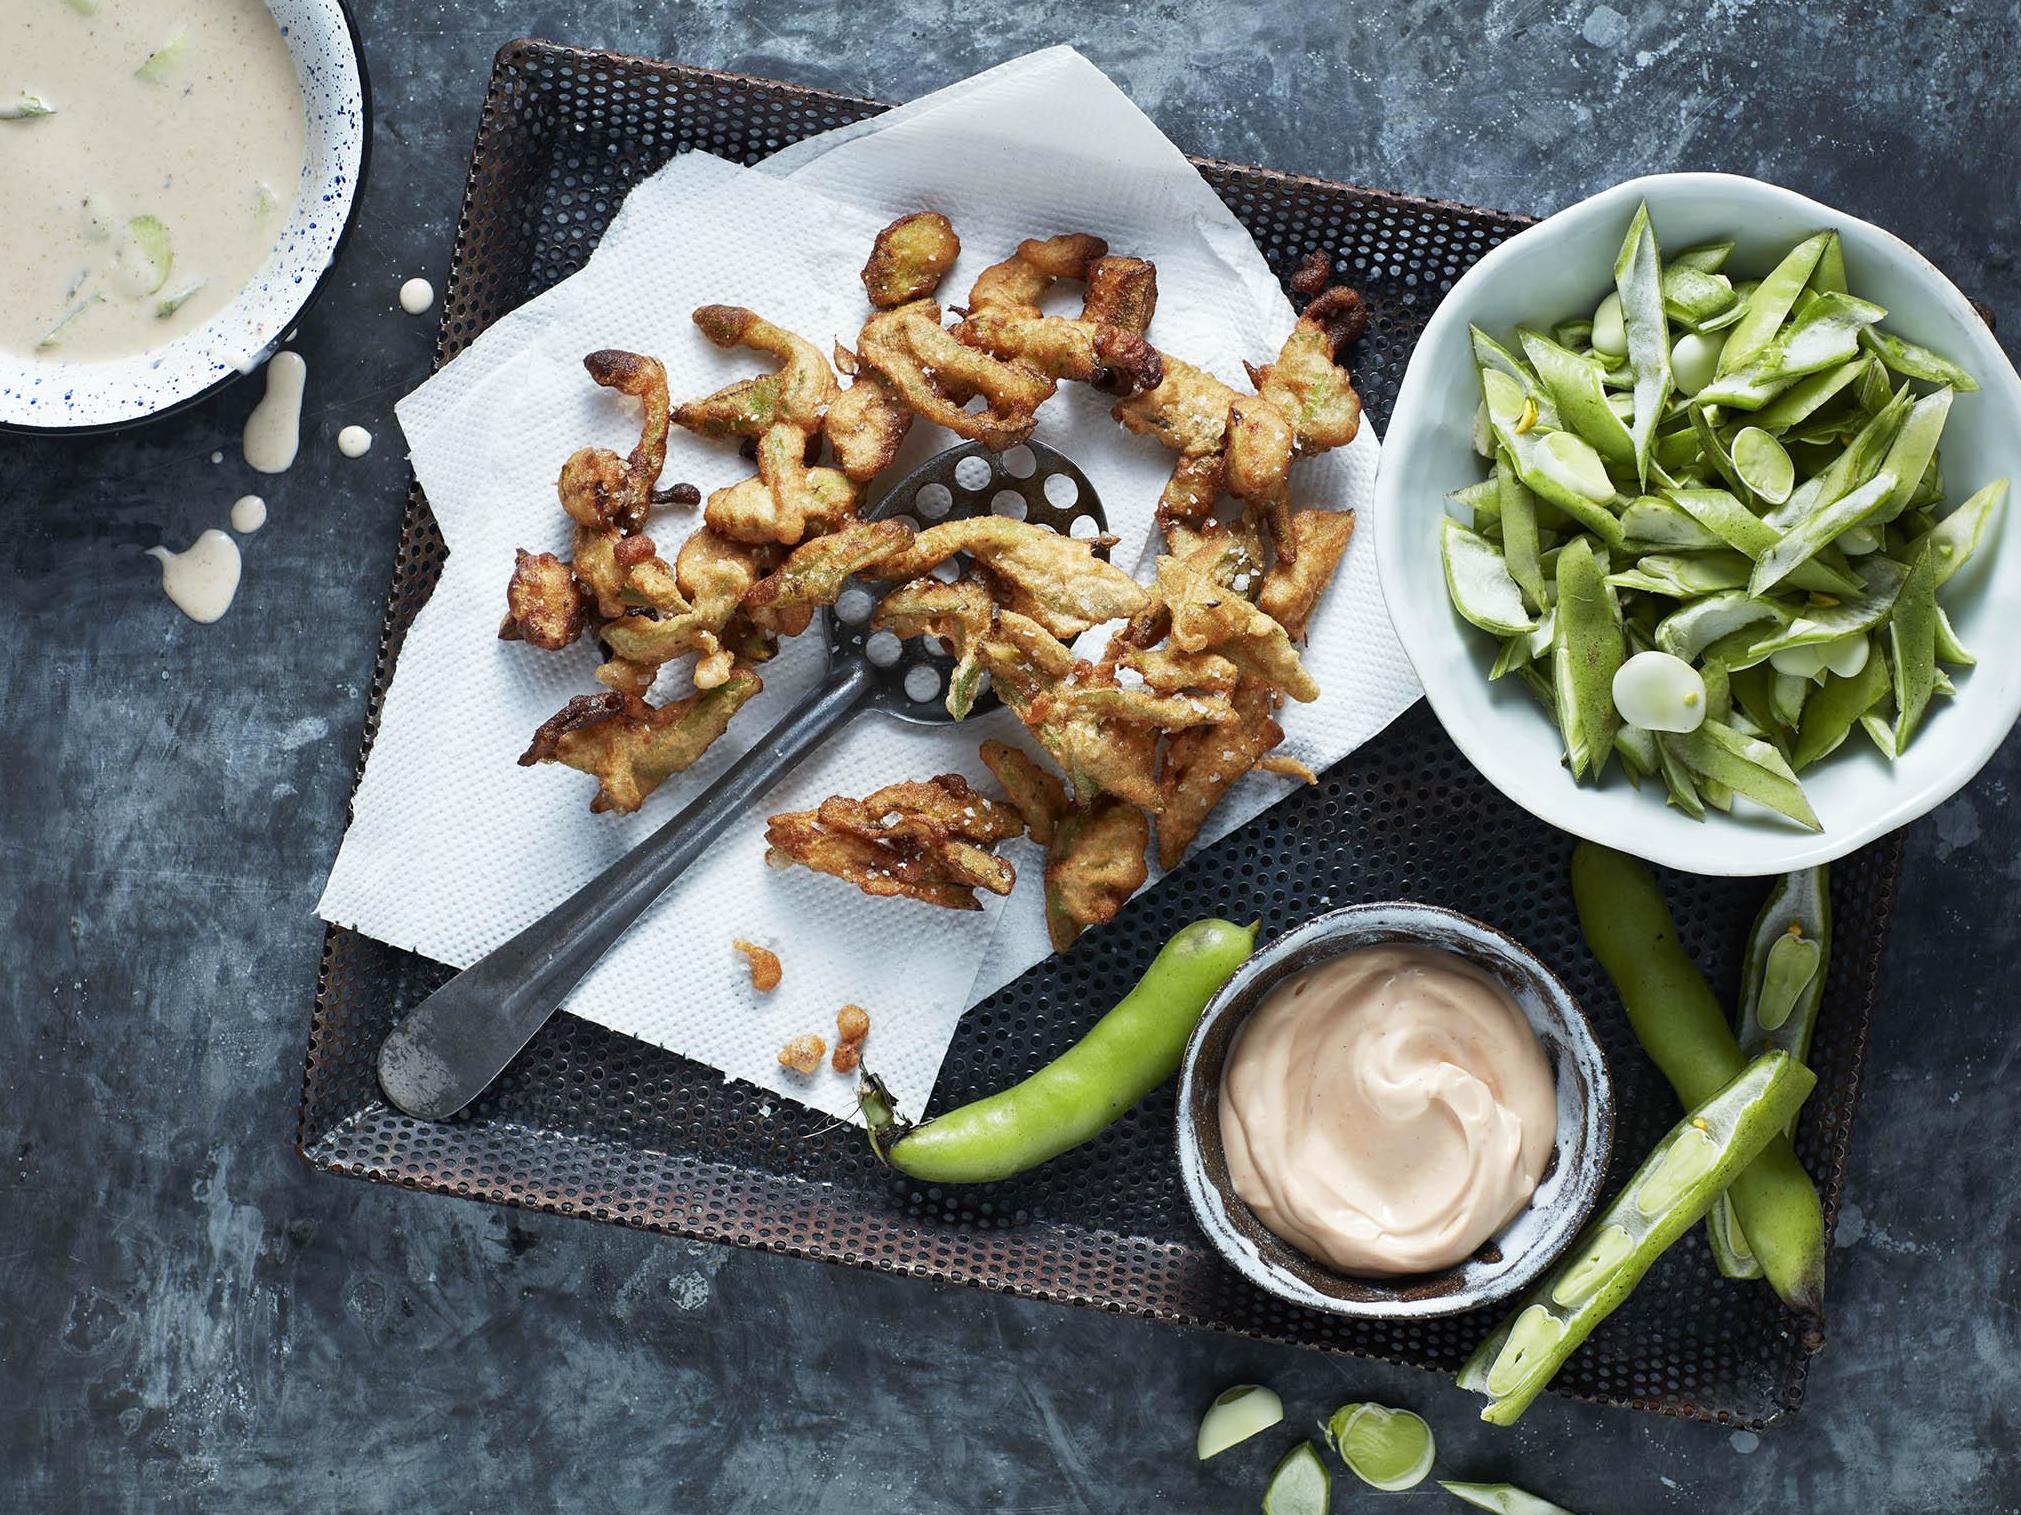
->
4;1;2017;1509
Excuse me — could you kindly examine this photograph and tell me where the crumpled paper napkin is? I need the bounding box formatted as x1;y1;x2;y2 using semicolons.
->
317;48;1421;1117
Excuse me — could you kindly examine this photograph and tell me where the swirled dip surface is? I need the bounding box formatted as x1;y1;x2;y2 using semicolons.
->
1219;943;1557;1276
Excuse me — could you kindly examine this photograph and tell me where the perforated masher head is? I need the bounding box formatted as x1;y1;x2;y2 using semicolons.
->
822;438;1111;724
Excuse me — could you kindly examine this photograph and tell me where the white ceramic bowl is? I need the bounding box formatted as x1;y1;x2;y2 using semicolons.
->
0;0;369;435
1374;172;2021;875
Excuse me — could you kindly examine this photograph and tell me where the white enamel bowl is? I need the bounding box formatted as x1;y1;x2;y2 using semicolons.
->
0;0;370;435
1373;172;2021;875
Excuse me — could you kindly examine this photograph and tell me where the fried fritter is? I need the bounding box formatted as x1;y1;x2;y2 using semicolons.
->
979;738;1068;846
955;236;1163;397
593;528;778;674
675;305;842;545
500;549;587;650
1044;796;1150;952
557;351;684;618
743;518;914;634
1155;677;1283;869
823;361;914;483
704;468;860;545
1081;255;1159;334
854;300;1056;450
520;669;763;815
1244;286;1367;455
872;572;998;718
862;212;961;309
765;774;1026;910
877;517;1147;640
1156;553;1318;702
1257;507;1356;640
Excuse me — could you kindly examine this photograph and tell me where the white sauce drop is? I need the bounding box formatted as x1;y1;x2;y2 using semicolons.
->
336;425;373;458
244;350;306;473
229;494;267;533
398;277;435;315
0;0;307;361
147;529;242;623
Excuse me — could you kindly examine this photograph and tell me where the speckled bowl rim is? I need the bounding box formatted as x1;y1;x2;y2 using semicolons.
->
0;0;371;436
1175;902;1615;1321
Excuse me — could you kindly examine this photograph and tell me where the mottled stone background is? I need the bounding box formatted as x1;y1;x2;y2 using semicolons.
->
3;1;2015;1508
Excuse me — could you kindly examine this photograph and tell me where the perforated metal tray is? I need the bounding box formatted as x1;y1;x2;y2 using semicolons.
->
300;41;1899;1428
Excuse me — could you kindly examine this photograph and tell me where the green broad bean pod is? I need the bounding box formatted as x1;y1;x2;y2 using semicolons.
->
857;918;1255;1183
1571;844;1829;1318
1439;1483;1581;1515
1458;1049;1816;1424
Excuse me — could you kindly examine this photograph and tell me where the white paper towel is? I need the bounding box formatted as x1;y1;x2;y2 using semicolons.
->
318;49;1422;1118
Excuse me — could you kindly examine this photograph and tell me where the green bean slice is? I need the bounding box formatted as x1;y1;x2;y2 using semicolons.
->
1717;231;1831;376
1663;485;1779;557
1772;387;1911;528
1859;708;1898;758
1935;606;1974;666
1888;539;1939;752
1663;265;1737;329
1607;549;1754;597
1458;1050;1816;1424
1613;201;1672;485
1552;318;1594;350
1653;590;1787;664
1450;475;1500;521
1518;329;1636;465
1440;1482;1582;1515
1472;325;1561;429
1748;355;1867;433
1770;670;1809;733
1706;1192;1764;1281
1700;292;1889;408
1620;495;1725;550
1551;537;1623;779
1921;476;2009;587
1750;470;1899;597
1672;240;1734;274
1442;516;1534;636
1261;1443;1330;1515
1667;720;1821;829
1806;231;1847;296
1873;386;1954;521
1792;651;1890;769
1496;448;1546;609
1748;555;1907;657
1480;369;1625;543
1860;325;1979;392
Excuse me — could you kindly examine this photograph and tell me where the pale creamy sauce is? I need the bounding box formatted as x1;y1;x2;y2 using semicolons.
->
148;528;242;623
0;0;307;362
1220;944;1558;1277
398;277;435;315
336;424;372;458
243;350;305;472
229;494;267;532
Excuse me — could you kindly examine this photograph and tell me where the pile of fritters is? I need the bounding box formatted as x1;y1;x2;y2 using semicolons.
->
502;216;1366;949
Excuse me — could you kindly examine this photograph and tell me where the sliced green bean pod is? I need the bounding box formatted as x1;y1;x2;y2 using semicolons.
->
1888;539;1939;752
1440;1481;1581;1515
1663;264;1737;328
1716;231;1831;376
1860;325;1979;392
1518;329;1637;465
1922;477;2009;587
1770;670;1810;733
1653;590;1788;664
1606;549;1754;597
1472;325;1561;428
1480;369;1625;544
1551;537;1623;779
1771;386;1910;528
1620;495;1724;550
1552;317;1594;350
1672;239;1734;275
1750;470;1898;597
1739;866;1832;1062
1807;231;1848;297
1935;605;1974;666
1666;720;1821;829
1613;201;1672;485
1792;652;1891;769
1699;293;1888;407
1748;355;1867;433
1458;1048;1816;1424
1449;476;1500;518
1747;555;1907;657
1496;452;1547;610
1873;386;1954;521
1442;516;1534;636
1859;708;1898;757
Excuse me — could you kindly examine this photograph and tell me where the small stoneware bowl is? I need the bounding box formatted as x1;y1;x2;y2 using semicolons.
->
1175;903;1613;1320
0;0;370;434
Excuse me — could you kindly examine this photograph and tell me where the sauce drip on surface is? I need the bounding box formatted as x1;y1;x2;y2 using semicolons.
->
243;351;306;473
147;529;242;623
